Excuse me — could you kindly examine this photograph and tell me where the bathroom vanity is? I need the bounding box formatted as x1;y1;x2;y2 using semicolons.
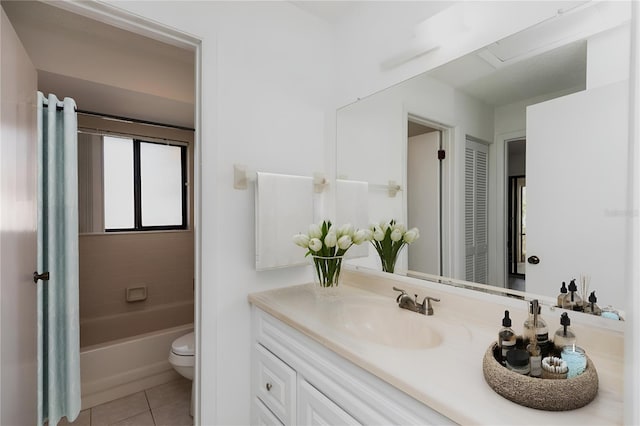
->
249;269;623;425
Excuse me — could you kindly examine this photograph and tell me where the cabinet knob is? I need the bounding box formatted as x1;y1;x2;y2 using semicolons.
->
265;382;272;391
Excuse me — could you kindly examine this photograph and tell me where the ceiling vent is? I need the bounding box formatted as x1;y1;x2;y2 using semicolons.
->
477;1;629;69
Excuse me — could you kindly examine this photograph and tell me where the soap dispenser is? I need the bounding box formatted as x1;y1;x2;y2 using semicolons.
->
498;310;516;365
562;279;584;311
553;312;576;352
524;300;550;357
527;337;542;378
557;282;567;307
584;291;602;315
525;302;542;377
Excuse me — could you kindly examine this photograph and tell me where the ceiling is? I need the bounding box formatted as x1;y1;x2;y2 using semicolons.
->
2;1;195;128
4;1;626;125
290;1;364;25
429;40;587;107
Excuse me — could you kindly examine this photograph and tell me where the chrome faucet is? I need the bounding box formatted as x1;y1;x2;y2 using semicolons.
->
393;287;440;316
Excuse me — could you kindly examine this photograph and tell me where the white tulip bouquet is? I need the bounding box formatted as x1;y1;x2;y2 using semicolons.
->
293;220;371;289
370;220;419;273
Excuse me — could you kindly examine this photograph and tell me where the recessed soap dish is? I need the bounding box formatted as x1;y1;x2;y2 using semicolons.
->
482;343;598;411
126;286;147;302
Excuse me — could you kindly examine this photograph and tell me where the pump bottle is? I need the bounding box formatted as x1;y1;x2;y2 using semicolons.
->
562;279;583;311
584;291;602;315
524;299;550;357
557;282;567;307
553;312;576;352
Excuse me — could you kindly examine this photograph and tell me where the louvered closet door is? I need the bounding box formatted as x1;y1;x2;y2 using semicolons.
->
465;139;489;284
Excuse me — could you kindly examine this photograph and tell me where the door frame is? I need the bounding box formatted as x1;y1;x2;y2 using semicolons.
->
51;2;205;422
404;112;454;278
491;131;526;289
507;174;526;277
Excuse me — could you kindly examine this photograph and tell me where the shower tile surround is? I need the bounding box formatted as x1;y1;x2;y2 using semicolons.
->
57;378;192;426
77;116;196;348
79;231;194;347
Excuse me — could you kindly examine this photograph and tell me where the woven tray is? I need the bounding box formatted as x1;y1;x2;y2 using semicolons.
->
482;343;598;411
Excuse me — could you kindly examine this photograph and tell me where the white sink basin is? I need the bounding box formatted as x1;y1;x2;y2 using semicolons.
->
320;297;448;350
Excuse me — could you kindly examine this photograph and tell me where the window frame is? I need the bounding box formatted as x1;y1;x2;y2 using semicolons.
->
105;138;188;232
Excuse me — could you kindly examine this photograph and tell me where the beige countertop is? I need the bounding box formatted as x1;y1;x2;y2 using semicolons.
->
248;269;624;425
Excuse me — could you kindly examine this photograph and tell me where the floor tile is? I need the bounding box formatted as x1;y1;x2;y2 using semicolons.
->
112;410;155;426
151;399;192;426
58;409;91;426
90;391;149;426
145;377;191;409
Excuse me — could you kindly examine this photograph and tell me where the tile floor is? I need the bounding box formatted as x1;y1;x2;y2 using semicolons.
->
59;378;192;426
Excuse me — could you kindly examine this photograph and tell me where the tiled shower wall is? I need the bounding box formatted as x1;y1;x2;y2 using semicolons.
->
79;230;194;346
77;116;195;348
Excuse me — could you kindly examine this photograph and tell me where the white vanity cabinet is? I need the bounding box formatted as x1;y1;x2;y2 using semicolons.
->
251;306;455;426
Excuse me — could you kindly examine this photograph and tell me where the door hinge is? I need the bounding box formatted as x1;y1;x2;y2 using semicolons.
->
437;149;446;160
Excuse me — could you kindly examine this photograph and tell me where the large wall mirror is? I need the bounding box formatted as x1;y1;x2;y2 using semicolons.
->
337;2;631;313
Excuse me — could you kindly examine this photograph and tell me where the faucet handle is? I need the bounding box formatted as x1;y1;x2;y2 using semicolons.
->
423;296;440;316
393;286;408;302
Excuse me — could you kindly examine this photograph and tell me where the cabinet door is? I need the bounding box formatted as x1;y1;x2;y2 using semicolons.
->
297;379;360;426
255;344;296;425
254;398;284;426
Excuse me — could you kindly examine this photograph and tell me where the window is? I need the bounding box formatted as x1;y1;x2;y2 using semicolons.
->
103;136;187;231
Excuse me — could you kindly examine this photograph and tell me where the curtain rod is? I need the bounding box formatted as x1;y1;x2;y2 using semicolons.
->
77;110;195;132
42;103;72;112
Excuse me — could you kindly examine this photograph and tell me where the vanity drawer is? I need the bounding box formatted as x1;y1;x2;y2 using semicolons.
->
255;343;296;425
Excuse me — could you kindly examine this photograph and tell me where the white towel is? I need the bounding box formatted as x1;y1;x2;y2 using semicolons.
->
335;179;369;259
255;172;314;270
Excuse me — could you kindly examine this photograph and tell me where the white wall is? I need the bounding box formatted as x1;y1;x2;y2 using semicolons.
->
105;2;334;424
336;72;494;277
587;23;630;89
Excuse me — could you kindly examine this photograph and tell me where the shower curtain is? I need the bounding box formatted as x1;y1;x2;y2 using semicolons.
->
36;92;81;425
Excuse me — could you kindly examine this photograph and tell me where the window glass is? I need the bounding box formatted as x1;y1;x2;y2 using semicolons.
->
103;136;134;229
140;142;183;227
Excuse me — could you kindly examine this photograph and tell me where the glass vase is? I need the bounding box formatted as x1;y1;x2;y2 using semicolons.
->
310;255;344;299
378;253;398;273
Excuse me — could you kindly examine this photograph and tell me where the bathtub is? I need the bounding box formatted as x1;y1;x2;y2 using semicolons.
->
80;322;193;409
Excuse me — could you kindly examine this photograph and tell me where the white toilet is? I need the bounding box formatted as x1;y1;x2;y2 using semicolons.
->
169;331;195;416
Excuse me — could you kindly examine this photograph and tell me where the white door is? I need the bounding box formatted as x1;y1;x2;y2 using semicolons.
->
407;131;440;275
0;8;38;424
464;139;489;284
526;81;628;308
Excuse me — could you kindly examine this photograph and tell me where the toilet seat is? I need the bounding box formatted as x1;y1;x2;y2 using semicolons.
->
169;332;195;367
171;331;194;356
